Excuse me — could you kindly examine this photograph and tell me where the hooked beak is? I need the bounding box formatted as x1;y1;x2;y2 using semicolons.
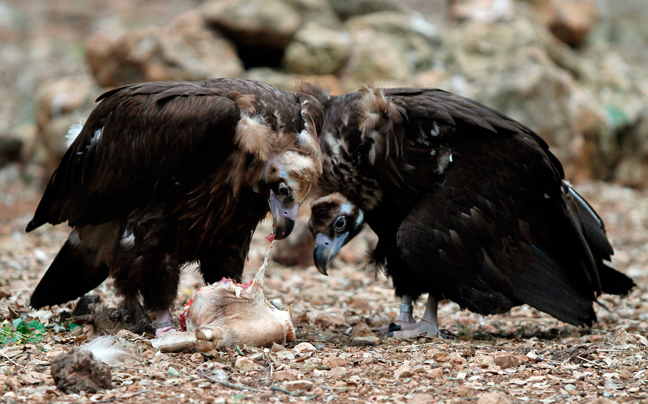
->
268;189;298;240
313;232;349;276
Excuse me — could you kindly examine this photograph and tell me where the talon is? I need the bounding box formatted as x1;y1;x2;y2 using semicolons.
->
388;323;402;332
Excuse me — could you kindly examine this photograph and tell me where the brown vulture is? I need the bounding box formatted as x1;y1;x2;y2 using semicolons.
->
27;78;323;337
307;86;635;338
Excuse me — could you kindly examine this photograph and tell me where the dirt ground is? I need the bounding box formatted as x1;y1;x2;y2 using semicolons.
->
0;162;647;404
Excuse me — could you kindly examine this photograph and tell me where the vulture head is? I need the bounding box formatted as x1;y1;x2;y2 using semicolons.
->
261;151;320;240
309;193;364;275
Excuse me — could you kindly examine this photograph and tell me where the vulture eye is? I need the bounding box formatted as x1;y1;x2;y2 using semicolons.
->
278;182;291;198
334;216;347;230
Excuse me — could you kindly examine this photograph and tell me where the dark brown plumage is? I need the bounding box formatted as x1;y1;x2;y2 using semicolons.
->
308;86;635;338
27;78;323;337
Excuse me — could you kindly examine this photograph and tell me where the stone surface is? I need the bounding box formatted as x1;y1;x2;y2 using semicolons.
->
50;348;112;393
449;0;515;23
328;0;406;20
273;369;301;381
34;74;98;171
341;12;440;85
271;216;316;267
86;11;243;87
477;392;511;404
322;356;347;368
283;0;340;27
283;22;351;75
283;380;314;392
234;357;255;371
202;0;301;50
526;0;600;48
394;363;413;379
314;313;347;330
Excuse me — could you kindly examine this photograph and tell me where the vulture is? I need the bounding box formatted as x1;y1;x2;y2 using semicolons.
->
307;86;635;338
27;78;323;337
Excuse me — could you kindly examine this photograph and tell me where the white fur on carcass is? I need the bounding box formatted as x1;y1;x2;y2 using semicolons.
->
152;245;295;352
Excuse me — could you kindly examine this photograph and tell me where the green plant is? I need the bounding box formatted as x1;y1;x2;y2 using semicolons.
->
0;319;46;345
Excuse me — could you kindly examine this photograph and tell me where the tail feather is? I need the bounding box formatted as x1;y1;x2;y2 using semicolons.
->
30;232;109;309
598;262;636;296
514;246;596;326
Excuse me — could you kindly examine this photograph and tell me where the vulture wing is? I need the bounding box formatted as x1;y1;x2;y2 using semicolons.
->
27;79;292;231
362;88;611;326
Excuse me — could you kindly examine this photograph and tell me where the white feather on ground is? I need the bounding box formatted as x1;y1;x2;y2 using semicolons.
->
83;335;138;366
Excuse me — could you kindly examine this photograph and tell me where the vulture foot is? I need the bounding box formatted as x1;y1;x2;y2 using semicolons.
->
371;296;416;336
153;310;177;338
386;319;439;339
385;295;440;339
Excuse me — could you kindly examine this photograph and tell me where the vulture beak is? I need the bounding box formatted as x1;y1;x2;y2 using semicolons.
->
268;189;299;240
313;232;348;276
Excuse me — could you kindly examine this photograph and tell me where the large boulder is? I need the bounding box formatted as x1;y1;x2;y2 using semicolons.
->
202;0;301;50
440;16;616;180
86;11;243;87
523;0;600;48
340;12;440;86
614;107;648;189
35;75;99;172
283;22;351;75
283;0;340;27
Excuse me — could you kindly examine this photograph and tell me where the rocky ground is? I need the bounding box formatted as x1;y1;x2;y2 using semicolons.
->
0;163;647;404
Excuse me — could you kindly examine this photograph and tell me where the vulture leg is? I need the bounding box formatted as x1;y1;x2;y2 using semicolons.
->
371;295;416;336
153;309;175;338
387;295;440;339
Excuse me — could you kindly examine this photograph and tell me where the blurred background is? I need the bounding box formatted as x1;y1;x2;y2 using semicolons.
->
1;0;647;187
0;0;647;275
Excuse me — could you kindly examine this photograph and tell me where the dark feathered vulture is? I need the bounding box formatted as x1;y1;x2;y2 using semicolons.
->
27;78;323;337
307;86;635;338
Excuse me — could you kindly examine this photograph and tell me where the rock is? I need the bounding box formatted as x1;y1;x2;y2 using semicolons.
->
477;392;511;404
34;75;98;171
492;353;522;369
614;107;648;189
327;366;349;379
0;135;22;167
273;369;301;381
322;356;347;368
283;380;314;392
449;0;515;23
443;16;615;181
350;322;375;338
283;22;351;75
271;216;316;267
394;363;413;379
408;393;437;404
341;12;440;85
202;0;301;50
86;11;242;87
314;313;347;330
619;369;633;380
293;342;317;354
50;348;112;393
526;0;600;48
234;357;255;371
428;368;443;379
328;0;406;21
283;0;340;27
